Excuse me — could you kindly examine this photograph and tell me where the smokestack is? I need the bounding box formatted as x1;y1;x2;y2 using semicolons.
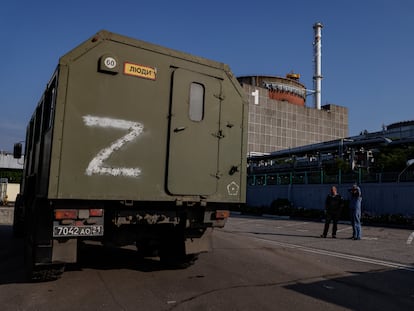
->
313;22;323;110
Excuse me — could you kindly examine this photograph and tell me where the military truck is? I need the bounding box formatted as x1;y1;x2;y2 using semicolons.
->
13;30;247;281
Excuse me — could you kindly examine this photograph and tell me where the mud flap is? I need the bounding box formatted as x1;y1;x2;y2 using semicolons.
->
185;227;213;255
25;235;64;282
24;199;65;282
52;238;77;263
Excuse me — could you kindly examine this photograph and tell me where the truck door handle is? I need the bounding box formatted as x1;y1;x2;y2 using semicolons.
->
174;127;186;133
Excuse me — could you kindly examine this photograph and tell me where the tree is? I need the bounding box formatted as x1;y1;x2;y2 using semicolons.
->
373;147;414;172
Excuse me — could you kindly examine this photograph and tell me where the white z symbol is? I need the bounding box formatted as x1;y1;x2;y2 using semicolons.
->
83;115;143;177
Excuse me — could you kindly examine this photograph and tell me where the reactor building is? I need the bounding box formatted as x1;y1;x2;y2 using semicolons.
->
239;22;348;155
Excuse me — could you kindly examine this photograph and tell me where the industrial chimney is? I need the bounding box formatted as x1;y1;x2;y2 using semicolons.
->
313;22;323;110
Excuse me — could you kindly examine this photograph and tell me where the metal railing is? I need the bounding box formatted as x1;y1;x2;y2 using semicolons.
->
247;169;412;186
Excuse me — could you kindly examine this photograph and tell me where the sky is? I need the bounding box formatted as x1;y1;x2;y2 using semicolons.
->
1;0;413;152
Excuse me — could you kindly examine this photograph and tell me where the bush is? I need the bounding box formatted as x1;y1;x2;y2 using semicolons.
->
269;198;293;216
239;200;413;228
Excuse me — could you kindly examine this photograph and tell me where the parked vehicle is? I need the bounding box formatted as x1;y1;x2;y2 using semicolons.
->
13;30;247;281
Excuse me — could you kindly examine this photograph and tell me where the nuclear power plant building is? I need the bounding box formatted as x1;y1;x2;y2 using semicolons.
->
238;74;348;154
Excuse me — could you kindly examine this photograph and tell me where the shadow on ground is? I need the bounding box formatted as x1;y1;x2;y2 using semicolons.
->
285;268;414;311
0;225;193;285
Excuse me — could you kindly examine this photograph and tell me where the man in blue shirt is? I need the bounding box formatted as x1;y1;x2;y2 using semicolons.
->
349;184;362;240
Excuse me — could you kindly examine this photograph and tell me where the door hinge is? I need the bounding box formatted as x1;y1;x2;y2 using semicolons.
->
229;165;239;176
212;130;225;139
174;126;186;133
211;172;222;179
214;93;225;100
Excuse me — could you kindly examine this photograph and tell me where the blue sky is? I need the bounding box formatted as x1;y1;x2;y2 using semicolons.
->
1;0;413;151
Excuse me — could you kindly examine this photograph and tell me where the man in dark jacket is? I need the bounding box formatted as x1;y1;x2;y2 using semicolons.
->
320;186;343;238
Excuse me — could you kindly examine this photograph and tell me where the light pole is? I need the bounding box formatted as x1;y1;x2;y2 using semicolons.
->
397;159;414;182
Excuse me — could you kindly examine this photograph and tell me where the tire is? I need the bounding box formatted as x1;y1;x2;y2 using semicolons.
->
12;194;25;238
24;234;64;282
12;206;24;237
23;202;64;282
137;241;159;258
159;231;196;268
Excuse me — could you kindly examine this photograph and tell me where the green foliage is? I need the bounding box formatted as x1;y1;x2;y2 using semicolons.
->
373;146;414;172
269;198;293;216
362;213;414;227
336;158;351;172
0;169;22;183
240;203;413;228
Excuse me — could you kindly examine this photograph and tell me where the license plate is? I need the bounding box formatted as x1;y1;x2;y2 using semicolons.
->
53;225;104;237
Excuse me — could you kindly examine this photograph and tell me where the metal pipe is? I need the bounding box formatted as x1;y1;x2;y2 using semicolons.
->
313;22;323;110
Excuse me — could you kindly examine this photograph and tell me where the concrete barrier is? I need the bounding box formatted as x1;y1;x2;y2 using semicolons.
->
0;207;13;225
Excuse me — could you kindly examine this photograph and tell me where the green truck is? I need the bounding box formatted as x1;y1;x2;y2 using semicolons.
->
13;30;247;281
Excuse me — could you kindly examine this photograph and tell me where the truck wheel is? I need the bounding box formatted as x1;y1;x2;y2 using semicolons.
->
12;208;24;237
137;241;159;258
159;232;196;268
12;194;25;237
30;265;65;282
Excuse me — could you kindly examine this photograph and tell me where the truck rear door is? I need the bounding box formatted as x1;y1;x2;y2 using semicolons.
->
167;68;221;195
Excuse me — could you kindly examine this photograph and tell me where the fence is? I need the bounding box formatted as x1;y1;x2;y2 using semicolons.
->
247;168;414;187
247;180;414;218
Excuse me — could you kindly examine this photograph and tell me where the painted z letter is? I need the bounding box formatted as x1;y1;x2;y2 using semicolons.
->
83;115;143;177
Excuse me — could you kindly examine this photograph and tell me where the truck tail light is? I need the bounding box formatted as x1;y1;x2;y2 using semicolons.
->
89;209;103;217
215;210;230;220
55;209;77;220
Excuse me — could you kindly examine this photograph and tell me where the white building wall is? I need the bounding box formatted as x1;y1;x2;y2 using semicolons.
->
0;152;24;169
6;183;20;202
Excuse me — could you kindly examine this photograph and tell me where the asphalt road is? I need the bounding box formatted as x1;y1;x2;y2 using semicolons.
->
0;215;413;310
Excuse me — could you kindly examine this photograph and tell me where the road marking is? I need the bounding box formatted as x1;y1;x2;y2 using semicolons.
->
285;222;309;227
337;227;352;232
323;284;335;290
231;220;259;226
407;232;414;245
252;236;414;272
